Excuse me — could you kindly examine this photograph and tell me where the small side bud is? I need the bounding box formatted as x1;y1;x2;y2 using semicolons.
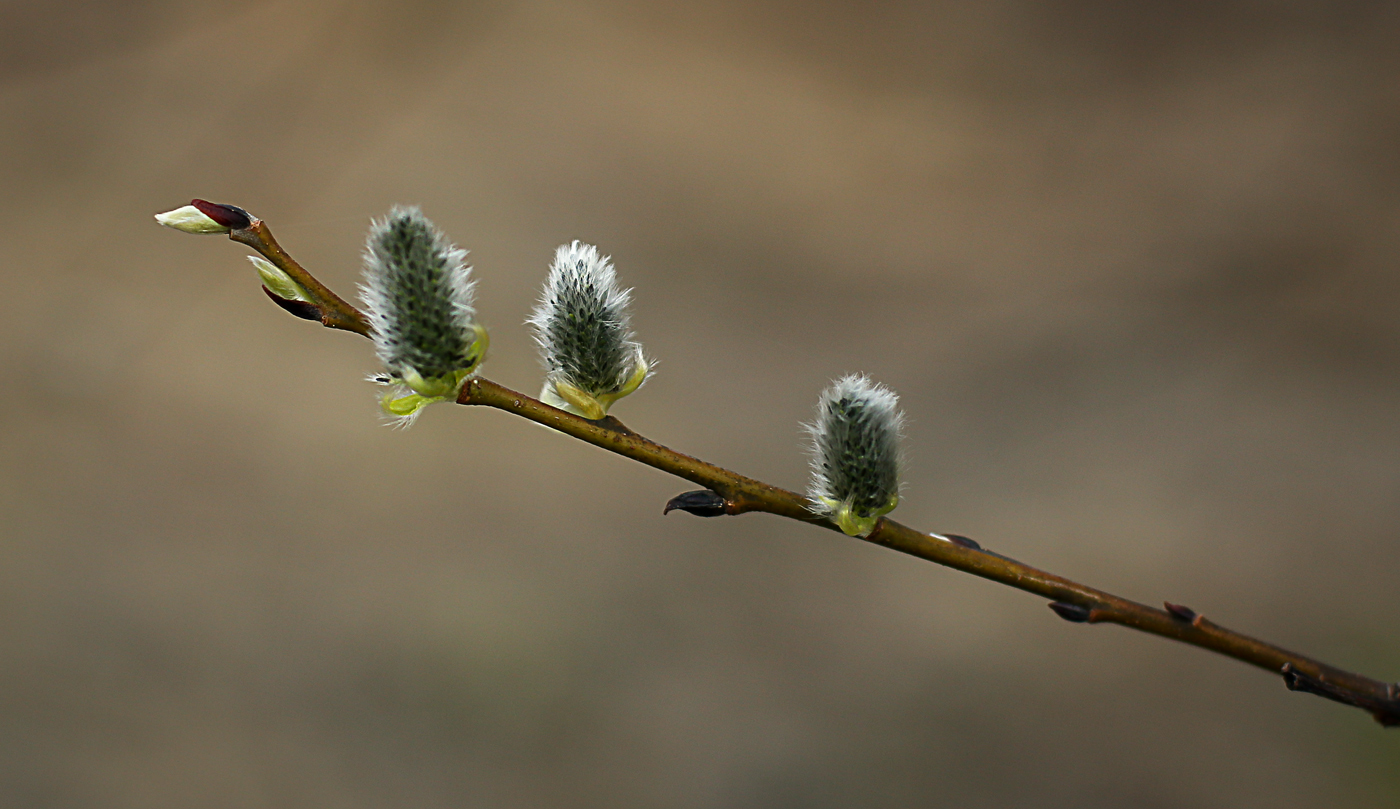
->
804;374;904;537
155;204;231;234
249;256;311;303
528;241;650;420
664;490;729;517
358;206;488;426
1048;602;1093;623
943;534;982;550
263;287;320;321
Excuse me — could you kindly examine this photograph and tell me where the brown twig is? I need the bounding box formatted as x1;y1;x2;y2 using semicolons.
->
228;214;370;335
213;207;1399;728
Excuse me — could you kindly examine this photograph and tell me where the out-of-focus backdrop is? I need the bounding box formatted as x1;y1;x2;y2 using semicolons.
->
3;1;1399;806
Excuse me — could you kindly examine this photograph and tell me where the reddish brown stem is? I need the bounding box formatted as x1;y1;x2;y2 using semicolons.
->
228;216;370;335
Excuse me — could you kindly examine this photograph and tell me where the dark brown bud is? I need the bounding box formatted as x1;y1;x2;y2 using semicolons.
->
1164;602;1198;622
191;199;253;230
944;534;982;550
263;286;321;321
663;490;729;517
1048;601;1093;623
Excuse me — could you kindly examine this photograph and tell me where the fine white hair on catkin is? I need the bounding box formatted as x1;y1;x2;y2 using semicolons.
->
359;206;479;381
805;374;905;519
527;240;648;396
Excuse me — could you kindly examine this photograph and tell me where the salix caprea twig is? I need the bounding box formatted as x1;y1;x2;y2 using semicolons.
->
159;199;1400;727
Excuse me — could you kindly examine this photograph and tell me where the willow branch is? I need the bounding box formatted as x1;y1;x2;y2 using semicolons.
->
216;209;1399;728
230;214;370;335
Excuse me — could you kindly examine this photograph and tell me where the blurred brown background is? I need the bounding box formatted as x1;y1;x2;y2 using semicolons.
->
2;1;1399;806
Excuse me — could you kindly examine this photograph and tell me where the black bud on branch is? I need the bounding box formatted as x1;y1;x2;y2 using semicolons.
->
664;490;729;517
945;534;982;550
1048;602;1093;623
1164;602;1198;623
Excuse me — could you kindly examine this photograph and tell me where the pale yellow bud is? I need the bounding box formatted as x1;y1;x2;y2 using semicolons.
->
154;205;230;234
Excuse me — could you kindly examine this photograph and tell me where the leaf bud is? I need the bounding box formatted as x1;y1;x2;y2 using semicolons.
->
154;200;253;233
154;204;231;234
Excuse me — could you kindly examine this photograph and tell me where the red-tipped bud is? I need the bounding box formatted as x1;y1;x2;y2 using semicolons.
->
190;199;253;230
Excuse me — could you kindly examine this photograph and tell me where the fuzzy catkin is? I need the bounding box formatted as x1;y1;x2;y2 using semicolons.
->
807;374;904;523
360;207;479;381
528;241;645;396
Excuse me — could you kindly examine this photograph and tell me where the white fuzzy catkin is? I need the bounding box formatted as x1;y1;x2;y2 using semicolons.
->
359;206;481;384
527;241;649;414
805;374;905;535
